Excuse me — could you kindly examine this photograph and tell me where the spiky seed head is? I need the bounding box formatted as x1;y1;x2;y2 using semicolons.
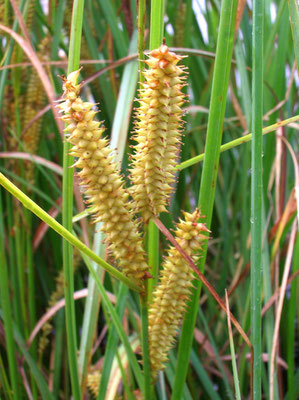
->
130;44;187;223
148;209;209;378
59;70;149;284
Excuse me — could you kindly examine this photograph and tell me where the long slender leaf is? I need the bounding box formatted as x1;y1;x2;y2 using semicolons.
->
78;254;144;392
9;320;54;400
0;193;19;399
62;1;85;397
172;1;238;398
288;0;299;69
251;1;264;398
0;173;141;292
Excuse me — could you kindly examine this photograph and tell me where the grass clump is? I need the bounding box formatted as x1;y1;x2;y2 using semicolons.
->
0;1;297;399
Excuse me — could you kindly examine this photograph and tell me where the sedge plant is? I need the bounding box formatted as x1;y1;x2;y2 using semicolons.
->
0;1;298;399
58;44;210;392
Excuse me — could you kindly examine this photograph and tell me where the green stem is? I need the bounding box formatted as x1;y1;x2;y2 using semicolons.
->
171;1;238;398
25;211;38;400
150;0;165;50
97;284;128;399
144;3;166;394
67;1;84;76
140;291;151;399
0;173;141;293
287;0;299;71
0;352;13;400
251;1;264;398
138;0;146;84
287;232;299;400
147;0;165;296
0;192;20;400
78;229;105;386
176;115;299;171
62;1;85;397
26;215;36;332
79;256;144;392
140;2;165;395
14;213;27;336
147;219;159;300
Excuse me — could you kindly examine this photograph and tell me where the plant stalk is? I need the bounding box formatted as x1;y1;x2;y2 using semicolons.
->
171;1;238;397
0;173;141;292
251;0;264;398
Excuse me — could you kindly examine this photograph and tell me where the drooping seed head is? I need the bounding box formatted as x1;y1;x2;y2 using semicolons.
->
59;70;149;285
148;209;209;378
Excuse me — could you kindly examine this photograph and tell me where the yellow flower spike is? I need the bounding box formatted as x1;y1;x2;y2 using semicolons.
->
130;43;187;223
59;71;149;284
148;209;209;378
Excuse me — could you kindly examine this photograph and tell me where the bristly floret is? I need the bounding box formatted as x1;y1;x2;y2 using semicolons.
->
130;44;187;223
148;209;209;378
59;70;149;284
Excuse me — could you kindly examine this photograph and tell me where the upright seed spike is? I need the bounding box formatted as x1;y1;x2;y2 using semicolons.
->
129;44;187;223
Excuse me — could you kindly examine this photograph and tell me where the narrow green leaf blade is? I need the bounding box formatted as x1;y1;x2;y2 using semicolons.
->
288;0;299;70
171;1;238;397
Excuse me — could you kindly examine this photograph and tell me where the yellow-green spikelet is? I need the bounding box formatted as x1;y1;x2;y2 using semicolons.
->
59;70;149;282
87;371;101;398
130;44;187;223
148;209;209;378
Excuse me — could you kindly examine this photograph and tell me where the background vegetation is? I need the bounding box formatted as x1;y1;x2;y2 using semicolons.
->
0;0;298;399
